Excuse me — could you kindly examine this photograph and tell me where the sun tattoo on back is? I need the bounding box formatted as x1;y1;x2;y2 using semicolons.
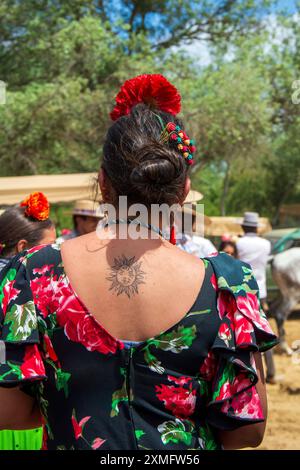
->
106;254;146;298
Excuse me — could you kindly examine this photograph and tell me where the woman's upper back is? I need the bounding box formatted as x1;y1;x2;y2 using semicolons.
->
60;231;207;342
0;242;278;450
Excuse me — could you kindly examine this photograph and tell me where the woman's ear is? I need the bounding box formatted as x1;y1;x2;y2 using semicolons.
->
16;239;28;253
99;167;113;203
181;177;191;205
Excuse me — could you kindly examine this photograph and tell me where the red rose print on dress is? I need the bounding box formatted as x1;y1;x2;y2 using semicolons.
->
217;373;251;402
72;412;91;440
218;322;232;347
199;351;217;381
236;293;274;336
167;375;193;386
43;333;59;362
156;376;196;419
233;312;254;346
217;290;236;320
53;277;123;354
32;264;55;276
64;313;121;354
72;410;106;449
1;279;20;315
92;437;106;449
210;274;218;291
220;383;263;420
20;344;46;379
30;274;57;318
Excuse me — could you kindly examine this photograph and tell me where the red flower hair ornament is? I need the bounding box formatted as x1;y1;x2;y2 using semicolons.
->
110;74;181;121
110;74;196;167
20;192;50;221
109;74;196;247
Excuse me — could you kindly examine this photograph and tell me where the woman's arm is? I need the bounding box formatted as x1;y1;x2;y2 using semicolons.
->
0;387;42;430
218;352;267;450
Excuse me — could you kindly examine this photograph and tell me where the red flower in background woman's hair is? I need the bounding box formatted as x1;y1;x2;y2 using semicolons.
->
20;191;50;221
110;74;181;121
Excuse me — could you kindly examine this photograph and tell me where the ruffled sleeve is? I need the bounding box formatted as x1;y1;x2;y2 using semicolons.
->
204;252;279;430
0;253;46;387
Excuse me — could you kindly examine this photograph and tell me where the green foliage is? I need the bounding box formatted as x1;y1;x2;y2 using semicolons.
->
0;1;299;223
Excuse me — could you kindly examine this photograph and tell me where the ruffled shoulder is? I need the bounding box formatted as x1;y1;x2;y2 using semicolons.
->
0;249;47;385
201;252;279;430
204;252;278;352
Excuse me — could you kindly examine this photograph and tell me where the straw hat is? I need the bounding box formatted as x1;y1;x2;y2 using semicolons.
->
184;189;203;204
179;204;212;226
72;200;105;218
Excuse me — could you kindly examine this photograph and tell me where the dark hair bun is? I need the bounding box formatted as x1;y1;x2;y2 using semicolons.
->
103;103;190;207
129;143;184;204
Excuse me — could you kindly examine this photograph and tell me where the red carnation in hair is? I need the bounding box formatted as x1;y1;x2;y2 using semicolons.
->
20;192;50;221
110;74;181;121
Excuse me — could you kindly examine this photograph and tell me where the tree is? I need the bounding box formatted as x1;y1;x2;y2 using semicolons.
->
0;0;274;88
180;61;271;215
0;16;191;176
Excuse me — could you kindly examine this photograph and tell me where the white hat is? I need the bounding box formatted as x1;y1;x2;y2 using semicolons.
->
240;211;261;228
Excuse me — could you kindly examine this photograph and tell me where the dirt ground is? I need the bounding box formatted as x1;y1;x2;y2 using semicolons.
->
255;315;300;450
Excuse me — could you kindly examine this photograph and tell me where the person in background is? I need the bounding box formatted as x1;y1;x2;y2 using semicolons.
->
56;199;105;243
177;205;216;257
236;211;276;384
0;191;55;450
0;192;56;273
219;239;238;258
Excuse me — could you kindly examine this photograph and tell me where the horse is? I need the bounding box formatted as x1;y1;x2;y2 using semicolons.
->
270;247;300;355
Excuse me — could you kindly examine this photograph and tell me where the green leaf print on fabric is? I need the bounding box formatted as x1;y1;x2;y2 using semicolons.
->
143;325;197;374
211;361;236;401
217;276;257;295
5;301;37;341
0;361;22;381
56;369;71;398
135;430;145;441
198;424;218;450
186;309;211;318
44;359;71;398
48;313;58;331
37;382;54;440
157;419;194;446
196;377;210;398
111;369;130;417
241;265;254;283
143;347;164;374
152;325;197;353
37;316;48;335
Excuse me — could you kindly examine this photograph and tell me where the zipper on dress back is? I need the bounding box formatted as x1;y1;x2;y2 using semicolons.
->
124;346;139;448
125;346;134;407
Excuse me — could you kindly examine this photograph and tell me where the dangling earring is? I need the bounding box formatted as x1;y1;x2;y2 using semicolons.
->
169;212;176;245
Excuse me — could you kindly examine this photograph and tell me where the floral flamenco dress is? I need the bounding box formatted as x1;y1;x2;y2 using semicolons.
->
0;244;278;450
0;254;42;450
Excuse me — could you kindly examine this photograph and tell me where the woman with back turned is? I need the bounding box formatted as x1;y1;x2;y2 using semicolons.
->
0;75;278;450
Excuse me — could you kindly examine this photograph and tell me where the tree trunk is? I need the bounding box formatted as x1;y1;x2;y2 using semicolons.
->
220;162;230;216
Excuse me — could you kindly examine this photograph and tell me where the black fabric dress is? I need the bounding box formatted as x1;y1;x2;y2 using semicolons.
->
0;244;278;450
